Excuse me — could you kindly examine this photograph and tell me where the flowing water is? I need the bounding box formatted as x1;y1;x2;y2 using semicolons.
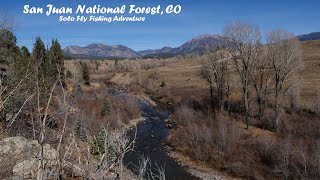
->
108;89;200;180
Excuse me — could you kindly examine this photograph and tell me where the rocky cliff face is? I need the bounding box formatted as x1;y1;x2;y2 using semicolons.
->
0;137;59;179
0;137;137;179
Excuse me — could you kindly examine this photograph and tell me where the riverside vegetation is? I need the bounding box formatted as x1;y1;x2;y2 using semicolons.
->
1;15;320;180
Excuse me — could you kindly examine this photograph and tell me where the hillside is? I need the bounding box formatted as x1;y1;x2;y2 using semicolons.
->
63;44;140;59
297;32;320;41
300;40;320;108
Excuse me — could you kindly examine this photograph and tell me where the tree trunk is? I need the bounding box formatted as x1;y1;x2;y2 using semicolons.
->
209;83;216;120
244;88;250;130
219;89;224;112
274;92;281;132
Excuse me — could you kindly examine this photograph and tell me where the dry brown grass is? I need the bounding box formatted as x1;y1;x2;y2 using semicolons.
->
299;40;320;110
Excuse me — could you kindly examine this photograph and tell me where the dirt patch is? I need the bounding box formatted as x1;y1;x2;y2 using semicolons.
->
109;73;135;85
80;82;102;91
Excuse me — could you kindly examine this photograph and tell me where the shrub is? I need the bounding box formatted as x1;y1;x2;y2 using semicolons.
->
148;69;160;80
95;60;100;70
160;80;166;87
172;105;196;126
66;69;73;79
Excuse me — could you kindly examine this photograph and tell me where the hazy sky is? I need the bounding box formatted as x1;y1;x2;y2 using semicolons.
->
2;0;320;51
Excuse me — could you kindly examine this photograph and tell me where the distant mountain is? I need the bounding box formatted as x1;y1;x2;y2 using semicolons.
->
63;44;140;59
138;47;175;57
138;34;227;57
176;34;227;54
297;32;320;41
64;34;228;59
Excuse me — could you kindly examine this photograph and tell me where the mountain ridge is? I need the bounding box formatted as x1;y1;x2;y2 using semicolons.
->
297;32;320;41
64;34;226;59
64;32;319;59
64;43;140;59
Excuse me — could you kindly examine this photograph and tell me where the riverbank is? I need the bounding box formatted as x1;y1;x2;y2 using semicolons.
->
168;150;236;180
124;97;200;179
128;90;233;180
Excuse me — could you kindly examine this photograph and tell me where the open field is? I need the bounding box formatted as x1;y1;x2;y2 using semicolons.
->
300;40;320;109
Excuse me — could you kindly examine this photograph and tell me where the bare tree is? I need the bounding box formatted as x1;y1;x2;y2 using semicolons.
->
136;155;166;180
0;11;14;31
137;63;142;85
316;87;320;116
137;155;151;179
288;74;301;112
37;80;58;180
94;126;136;178
313;140;320;178
200;60;215;115
216;119;240;158
201;50;230;113
274;138;292;180
251;49;273;127
292;142;308;179
266;30;302;131
223;21;261;129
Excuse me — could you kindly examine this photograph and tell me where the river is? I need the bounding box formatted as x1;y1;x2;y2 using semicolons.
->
108;89;200;180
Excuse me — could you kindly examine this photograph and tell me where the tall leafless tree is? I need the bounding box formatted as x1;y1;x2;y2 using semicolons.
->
251;49;273;127
201;50;230;112
288;74;301;112
223;21;261;129
200;59;215;115
316;87;320;116
266;30;302;131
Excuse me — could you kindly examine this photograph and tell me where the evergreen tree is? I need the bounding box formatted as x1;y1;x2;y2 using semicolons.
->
101;100;113;117
66;69;73;79
32;37;52;107
12;46;32;80
91;130;106;157
90;129;116;160
20;46;30;58
0;30;20;119
48;39;64;84
0;29;19;73
32;37;47;77
74;119;87;141
82;62;90;85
